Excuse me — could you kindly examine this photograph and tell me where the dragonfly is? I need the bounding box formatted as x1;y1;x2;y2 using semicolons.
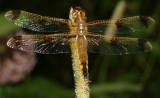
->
5;7;154;79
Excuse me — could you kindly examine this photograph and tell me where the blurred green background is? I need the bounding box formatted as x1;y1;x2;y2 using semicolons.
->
0;0;160;98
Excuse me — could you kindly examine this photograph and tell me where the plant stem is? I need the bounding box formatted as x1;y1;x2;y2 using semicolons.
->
105;0;126;36
71;38;90;98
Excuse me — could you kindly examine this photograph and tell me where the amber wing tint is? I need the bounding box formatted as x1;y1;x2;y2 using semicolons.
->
7;33;76;54
5;10;154;55
5;10;70;33
7;33;152;55
86;34;152;55
88;16;155;34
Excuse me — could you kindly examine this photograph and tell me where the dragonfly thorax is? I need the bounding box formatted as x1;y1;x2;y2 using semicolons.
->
69;21;87;35
69;7;87;35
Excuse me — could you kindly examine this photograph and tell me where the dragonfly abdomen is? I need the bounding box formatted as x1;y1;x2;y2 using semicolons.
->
76;35;89;79
79;52;89;79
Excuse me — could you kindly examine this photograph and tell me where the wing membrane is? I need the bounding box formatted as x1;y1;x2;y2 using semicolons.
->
5;10;70;33
7;33;152;55
87;34;152;55
88;16;155;34
7;33;75;54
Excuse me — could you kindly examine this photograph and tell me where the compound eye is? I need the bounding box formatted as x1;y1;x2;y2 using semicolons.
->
81;11;86;16
72;11;78;17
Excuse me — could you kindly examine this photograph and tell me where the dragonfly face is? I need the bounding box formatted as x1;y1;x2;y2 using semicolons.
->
69;7;86;23
5;7;154;55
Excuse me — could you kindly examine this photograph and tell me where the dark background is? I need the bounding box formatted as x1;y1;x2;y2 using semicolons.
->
0;0;160;98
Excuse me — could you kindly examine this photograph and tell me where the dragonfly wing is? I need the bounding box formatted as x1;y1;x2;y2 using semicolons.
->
7;33;75;54
5;10;70;33
87;34;152;55
88;16;155;34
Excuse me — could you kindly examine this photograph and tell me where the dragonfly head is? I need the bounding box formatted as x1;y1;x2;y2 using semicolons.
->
69;7;86;23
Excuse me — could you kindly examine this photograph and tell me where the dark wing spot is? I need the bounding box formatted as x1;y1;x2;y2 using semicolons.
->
139;16;149;28
110;37;118;46
38;18;48;26
115;19;123;28
11;10;21;20
138;38;147;43
13;35;22;40
138;38;147;51
11;35;23;48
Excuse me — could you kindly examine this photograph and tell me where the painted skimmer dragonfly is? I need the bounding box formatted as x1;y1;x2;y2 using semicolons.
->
5;7;154;79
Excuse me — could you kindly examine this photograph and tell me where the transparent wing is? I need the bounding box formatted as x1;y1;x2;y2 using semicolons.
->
87;34;152;55
5;10;70;33
88;16;155;34
7;33;75;54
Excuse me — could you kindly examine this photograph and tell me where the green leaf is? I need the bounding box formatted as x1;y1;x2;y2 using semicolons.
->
0;12;19;36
